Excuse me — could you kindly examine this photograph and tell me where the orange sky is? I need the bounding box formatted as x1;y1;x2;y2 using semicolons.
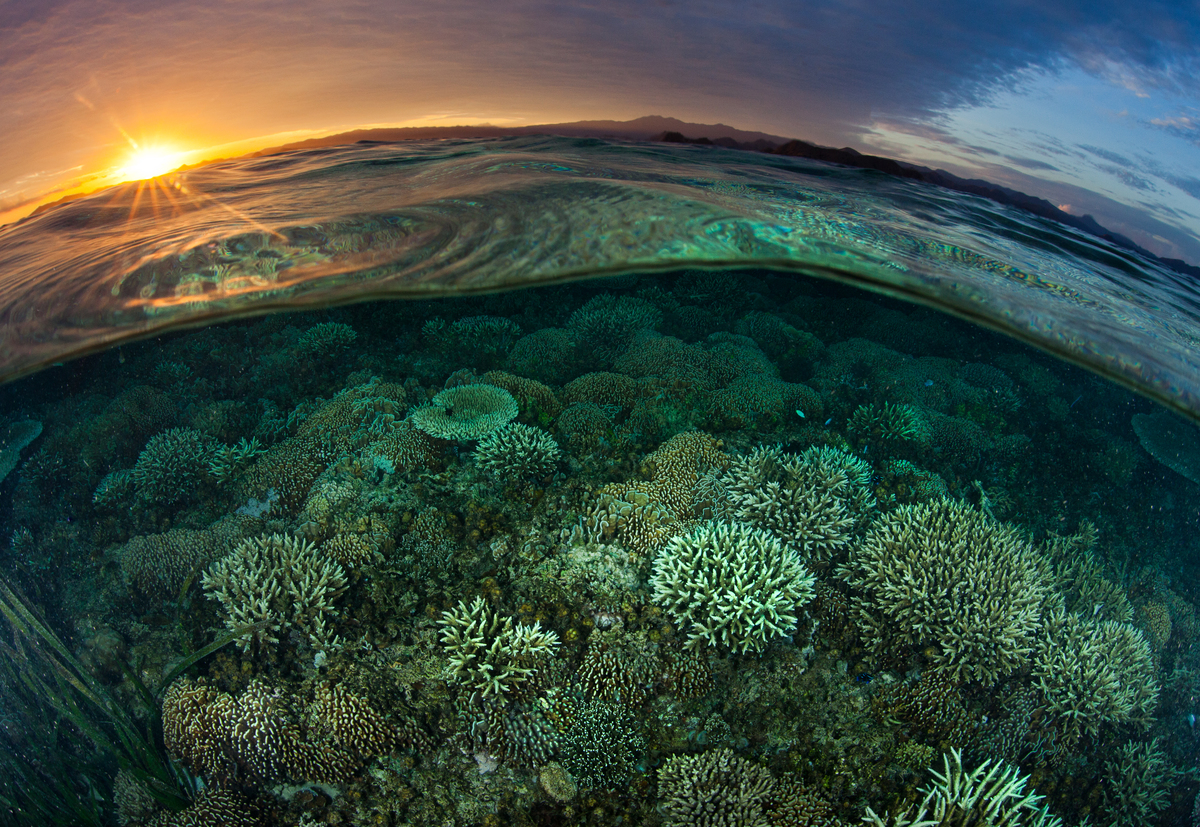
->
2;0;1197;259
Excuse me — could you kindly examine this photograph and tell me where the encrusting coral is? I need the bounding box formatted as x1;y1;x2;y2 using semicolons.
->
651;520;816;654
840;498;1052;684
201;533;348;651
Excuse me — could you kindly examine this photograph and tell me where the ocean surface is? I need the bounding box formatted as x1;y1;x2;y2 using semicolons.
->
0;135;1197;826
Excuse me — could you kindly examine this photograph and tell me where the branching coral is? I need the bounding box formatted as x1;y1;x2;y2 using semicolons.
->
839;499;1052;684
1032;609;1159;740
848;402;930;450
568;293;662;365
710;445;874;563
863;748;1062;827
1100;737;1177;827
474;422;561;480
297;321;357;357
438;596;559;698
657;748;775;827
132;427;218;505
651;521;816;654
201;533;348;651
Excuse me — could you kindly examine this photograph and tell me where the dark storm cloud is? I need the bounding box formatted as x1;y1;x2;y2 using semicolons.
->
1004;156;1059;172
2;0;1197;140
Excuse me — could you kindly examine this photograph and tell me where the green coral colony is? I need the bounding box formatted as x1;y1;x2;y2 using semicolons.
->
1;268;1197;827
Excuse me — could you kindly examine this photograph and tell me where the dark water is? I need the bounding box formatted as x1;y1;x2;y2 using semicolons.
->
0;137;1198;827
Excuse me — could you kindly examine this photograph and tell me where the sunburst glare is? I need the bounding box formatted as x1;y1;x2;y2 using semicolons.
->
117;146;183;181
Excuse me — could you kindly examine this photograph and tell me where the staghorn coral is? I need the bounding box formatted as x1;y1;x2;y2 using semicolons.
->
202;533;348;651
438;596;559;698
297;321;357;357
474;422;562;480
710;445;874;564
848;402;930;450
863;748;1062;827
568;293;662;365
651;521;816;654
1100;737;1177;827
410;383;518;441
93;468;135;508
0;420;42;486
132;427;219;505
1040;521;1132;623
1032;608;1159;740
657;748;775;827
840;499;1052;684
426;315;521;369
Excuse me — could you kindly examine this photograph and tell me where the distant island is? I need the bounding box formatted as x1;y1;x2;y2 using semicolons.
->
255;115;1200;279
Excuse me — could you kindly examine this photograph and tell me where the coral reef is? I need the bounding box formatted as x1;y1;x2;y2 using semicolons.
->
297;321;358;357
1099;737;1177;827
710;445;874;564
651;521;816;654
410;383;519;441
473;422;561;480
201;533;349;651
131;427;218;505
840;499;1052;684
657;748;775;827
438;596;559;698
863;748;1061;827
1032;608;1159;739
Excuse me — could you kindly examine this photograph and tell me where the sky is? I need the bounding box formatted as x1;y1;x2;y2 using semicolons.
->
1;0;1198;260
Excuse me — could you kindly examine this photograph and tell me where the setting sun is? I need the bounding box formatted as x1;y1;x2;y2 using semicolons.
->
117;146;183;181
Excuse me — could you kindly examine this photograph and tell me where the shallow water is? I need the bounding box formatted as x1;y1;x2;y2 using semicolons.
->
2;136;1199;420
0;138;1198;827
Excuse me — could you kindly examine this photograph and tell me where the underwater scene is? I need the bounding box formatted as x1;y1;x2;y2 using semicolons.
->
0;139;1199;827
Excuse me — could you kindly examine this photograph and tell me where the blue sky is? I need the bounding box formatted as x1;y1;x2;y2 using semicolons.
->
1;0;1197;259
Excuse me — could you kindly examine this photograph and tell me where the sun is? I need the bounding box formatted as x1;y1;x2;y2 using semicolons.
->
117;146;184;181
